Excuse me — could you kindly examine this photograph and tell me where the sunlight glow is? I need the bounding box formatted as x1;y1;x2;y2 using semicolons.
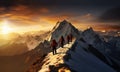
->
2;25;11;34
102;30;106;32
1;20;12;34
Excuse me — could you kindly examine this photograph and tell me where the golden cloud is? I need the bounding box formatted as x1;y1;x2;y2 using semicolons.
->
0;5;119;32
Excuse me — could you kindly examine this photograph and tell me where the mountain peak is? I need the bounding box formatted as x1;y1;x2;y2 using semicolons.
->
86;27;94;32
82;27;95;35
61;20;69;23
81;27;105;45
51;20;70;31
49;20;80;41
58;20;70;27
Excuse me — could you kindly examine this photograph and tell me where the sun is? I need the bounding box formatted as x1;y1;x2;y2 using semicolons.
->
2;25;11;34
1;20;12;34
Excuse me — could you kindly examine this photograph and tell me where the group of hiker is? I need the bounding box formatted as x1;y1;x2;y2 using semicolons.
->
50;34;73;55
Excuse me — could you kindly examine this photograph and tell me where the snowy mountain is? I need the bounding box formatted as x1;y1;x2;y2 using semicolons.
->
108;37;120;52
38;40;75;72
80;28;120;71
29;20;120;72
81;27;112;56
81;27;104;45
27;20;120;72
107;37;120;71
49;20;80;42
37;37;117;72
1;20;119;72
63;28;120;72
64;40;116;72
36;20;119;72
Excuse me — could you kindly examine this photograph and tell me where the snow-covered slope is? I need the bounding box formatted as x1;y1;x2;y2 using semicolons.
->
108;37;120;52
37;21;118;72
81;27;106;52
49;20;80;42
107;37;120;71
37;39;116;72
66;27;120;72
20;20;119;72
79;28;120;71
81;27;104;45
39;41;74;72
64;40;116;72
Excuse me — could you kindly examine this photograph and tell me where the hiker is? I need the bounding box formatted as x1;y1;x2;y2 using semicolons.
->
51;39;58;55
59;36;65;48
66;35;70;44
69;33;73;42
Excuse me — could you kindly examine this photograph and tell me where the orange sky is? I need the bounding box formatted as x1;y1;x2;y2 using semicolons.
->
0;5;120;34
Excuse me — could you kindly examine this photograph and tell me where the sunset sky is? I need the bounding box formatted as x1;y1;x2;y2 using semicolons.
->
0;0;120;34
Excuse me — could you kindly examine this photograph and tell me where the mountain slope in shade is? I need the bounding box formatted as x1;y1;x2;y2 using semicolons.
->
76;28;120;72
107;37;120;71
81;27;111;54
64;40;116;72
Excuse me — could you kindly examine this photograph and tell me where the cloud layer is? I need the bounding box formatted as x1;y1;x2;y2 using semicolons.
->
0;0;120;32
99;7;120;22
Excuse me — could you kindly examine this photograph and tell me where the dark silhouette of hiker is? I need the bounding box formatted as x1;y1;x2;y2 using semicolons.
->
59;36;65;48
51;39;57;55
66;35;70;44
69;33;73;42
